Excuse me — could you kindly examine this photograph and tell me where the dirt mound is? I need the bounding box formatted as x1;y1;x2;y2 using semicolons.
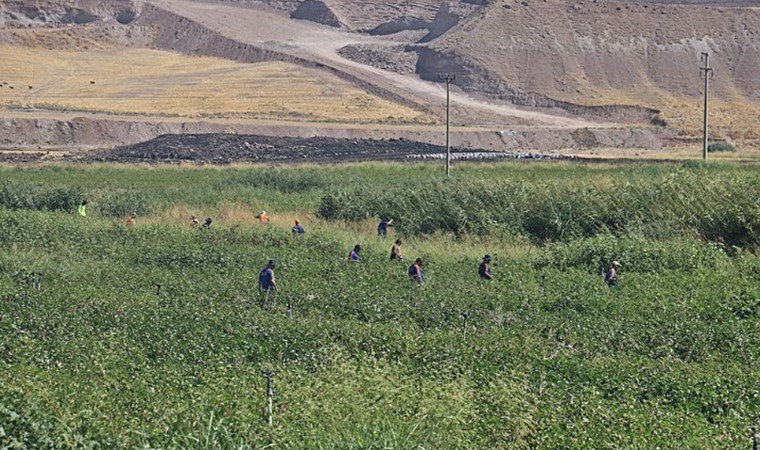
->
76;133;612;164
291;0;342;27
79;134;466;164
0;151;45;162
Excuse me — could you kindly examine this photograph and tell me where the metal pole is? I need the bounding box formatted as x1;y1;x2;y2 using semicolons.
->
438;74;455;177
462;312;468;340
263;371;274;426
700;53;713;160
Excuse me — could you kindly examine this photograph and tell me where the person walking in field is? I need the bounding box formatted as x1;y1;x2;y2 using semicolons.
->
78;200;87;217
292;219;305;235
377;217;393;238
348;244;362;262
126;212;137;227
408;258;424;285
259;260;278;293
605;260;621;287
479;254;493;281
256;210;269;225
191;215;199;228
390;239;405;261
203;217;213;228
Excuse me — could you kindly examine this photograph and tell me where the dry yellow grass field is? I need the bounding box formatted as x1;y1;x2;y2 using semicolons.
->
0;45;430;124
557;79;760;140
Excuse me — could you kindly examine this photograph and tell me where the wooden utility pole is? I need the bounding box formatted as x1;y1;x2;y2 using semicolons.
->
700;52;713;160
438;74;455;177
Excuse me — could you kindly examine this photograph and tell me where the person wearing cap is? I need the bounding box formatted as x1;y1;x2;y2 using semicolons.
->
408;257;424;284
259;259;278;293
390;239;405;261
126;212;137;227
348;244;362;262
377;217;393;238
605;261;621;287
479;254;493;281
78;200;87;217
191;215;199;228
256;210;269;225
292;219;305;235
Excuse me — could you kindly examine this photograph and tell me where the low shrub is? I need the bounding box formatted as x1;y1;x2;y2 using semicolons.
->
707;141;737;152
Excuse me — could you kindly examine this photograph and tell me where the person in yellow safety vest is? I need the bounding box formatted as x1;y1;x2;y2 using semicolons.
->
78;200;87;217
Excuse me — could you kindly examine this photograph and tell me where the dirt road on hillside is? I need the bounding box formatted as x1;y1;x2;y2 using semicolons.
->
149;0;605;129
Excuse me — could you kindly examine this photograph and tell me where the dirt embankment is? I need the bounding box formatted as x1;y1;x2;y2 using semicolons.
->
1;115;672;156
414;47;664;125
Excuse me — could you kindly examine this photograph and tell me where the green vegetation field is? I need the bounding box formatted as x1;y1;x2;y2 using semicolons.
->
0;161;758;449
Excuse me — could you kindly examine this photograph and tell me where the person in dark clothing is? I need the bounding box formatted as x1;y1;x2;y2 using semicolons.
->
377;217;393;238
348;244;362;262
203;217;213;228
408;258;424;285
479;254;493;281
292;219;305;235
605;261;621;287
259;260;278;293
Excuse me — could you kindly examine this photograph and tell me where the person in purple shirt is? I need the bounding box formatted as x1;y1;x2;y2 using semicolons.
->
605;260;620;287
478;254;493;281
348;244;362;262
259;260;278;293
292;219;305;235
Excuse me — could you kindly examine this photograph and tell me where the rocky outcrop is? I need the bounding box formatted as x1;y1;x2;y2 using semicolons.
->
338;44;418;74
291;0;342;27
0;0;142;27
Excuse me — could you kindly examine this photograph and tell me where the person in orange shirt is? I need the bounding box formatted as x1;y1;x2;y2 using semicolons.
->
256;210;269;225
126;213;137;227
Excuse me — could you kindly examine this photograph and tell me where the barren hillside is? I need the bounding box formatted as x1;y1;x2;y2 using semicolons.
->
421;0;760;134
1;0;759;155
